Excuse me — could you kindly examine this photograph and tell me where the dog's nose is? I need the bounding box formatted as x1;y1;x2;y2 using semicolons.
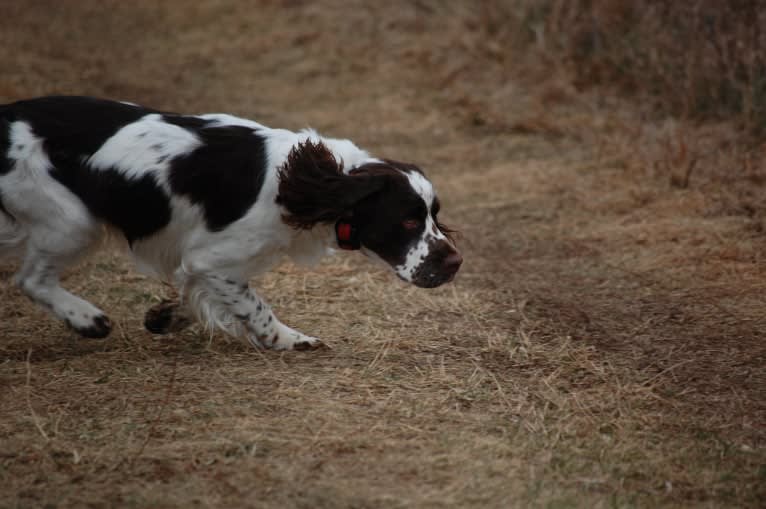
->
443;251;463;273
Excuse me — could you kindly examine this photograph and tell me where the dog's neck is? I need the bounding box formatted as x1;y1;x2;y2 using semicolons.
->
285;222;336;267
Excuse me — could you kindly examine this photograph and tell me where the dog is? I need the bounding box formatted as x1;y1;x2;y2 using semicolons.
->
0;96;462;350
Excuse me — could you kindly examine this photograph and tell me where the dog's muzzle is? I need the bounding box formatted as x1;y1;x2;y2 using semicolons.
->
411;247;463;288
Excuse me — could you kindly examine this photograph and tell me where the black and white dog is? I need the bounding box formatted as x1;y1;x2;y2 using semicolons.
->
0;96;462;350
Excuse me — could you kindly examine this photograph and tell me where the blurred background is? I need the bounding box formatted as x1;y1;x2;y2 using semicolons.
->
1;1;764;507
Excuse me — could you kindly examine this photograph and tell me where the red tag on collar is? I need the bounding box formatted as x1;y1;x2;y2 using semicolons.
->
337;222;352;242
335;220;360;250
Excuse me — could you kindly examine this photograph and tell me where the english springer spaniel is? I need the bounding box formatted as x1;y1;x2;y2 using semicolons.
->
0;96;461;350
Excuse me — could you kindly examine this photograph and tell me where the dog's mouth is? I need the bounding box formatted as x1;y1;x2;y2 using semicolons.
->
393;268;457;288
411;271;458;288
408;254;462;288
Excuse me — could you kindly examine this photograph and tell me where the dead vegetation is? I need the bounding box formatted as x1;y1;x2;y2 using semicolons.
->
0;1;764;508
509;0;766;131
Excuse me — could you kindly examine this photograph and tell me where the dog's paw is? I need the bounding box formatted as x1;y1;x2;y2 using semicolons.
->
144;300;192;334
292;337;329;351
271;324;328;351
67;313;112;339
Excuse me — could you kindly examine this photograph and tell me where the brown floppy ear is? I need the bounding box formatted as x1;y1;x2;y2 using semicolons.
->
276;140;385;230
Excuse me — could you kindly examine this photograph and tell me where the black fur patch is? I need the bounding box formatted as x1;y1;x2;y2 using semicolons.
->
7;96;154;156
161;114;208;131
0;118;11;176
168;126;267;231
347;162;428;267
49;163;171;245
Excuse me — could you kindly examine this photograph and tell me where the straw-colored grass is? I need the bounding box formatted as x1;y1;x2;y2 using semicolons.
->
1;1;764;507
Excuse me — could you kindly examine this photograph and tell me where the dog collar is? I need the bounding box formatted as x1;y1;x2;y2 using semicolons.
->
335;220;360;250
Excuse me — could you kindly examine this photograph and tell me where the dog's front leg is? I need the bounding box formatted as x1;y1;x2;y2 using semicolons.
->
183;272;324;351
144;299;193;335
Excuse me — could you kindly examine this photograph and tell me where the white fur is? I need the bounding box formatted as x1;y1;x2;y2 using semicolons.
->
87;114;201;183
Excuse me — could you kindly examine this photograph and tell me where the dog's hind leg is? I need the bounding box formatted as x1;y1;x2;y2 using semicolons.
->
14;247;112;338
5;187;110;337
2;119;112;337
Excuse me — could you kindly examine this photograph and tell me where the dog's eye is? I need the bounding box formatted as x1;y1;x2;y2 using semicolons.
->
402;219;421;230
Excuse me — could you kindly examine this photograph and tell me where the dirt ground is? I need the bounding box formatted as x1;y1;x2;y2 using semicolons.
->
0;1;764;508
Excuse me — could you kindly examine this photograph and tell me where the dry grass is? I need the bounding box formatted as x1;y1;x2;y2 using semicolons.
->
508;0;766;131
1;1;764;508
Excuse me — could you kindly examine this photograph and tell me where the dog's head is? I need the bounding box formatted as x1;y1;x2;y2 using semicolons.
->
277;140;462;288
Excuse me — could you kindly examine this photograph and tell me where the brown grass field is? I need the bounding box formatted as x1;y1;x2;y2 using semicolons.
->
1;1;764;507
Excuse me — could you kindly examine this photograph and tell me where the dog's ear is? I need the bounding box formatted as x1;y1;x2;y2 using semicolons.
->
276;140;385;229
